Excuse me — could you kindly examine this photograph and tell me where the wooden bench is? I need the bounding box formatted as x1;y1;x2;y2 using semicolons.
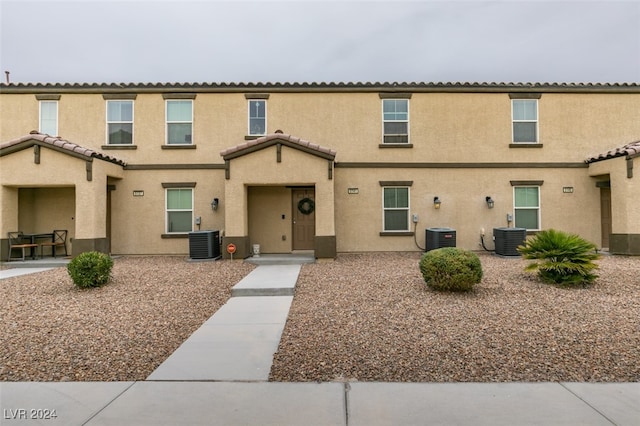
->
7;231;39;261
40;230;68;258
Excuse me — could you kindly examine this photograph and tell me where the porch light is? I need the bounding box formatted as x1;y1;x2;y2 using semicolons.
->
433;196;441;209
485;196;495;209
211;198;219;211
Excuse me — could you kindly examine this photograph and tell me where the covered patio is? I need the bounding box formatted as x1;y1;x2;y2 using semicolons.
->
0;132;125;260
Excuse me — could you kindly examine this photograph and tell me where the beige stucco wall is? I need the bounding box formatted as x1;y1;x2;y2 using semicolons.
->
3;92;639;166
335;166;601;252
1;88;638;255
109;169;225;255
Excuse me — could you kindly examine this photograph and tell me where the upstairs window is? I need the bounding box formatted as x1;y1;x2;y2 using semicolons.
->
106;100;133;144
39;101;58;136
248;99;266;136
166;100;193;144
512;99;538;143
382;99;409;144
166;188;193;233
382;186;410;231
514;186;540;230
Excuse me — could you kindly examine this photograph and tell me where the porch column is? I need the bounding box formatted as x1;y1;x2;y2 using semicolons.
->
610;157;640;255
314;173;337;258
222;180;250;258
0;186;19;259
73;174;109;255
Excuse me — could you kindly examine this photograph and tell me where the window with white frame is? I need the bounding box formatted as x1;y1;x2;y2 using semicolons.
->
383;186;410;231
248;99;266;135
106;100;133;144
512;99;538;143
514;186;540;230
382;99;409;143
39;101;58;136
166;188;193;233
166;100;193;144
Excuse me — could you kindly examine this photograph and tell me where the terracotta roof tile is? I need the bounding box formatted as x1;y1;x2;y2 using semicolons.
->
586;140;640;163
220;133;336;160
0;132;126;166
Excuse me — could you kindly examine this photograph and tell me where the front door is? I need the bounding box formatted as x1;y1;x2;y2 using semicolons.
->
292;188;315;250
600;187;612;249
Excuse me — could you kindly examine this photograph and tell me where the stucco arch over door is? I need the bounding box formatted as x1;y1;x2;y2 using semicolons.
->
220;133;337;259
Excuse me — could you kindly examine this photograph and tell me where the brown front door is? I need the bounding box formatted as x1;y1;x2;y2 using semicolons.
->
292;188;315;250
600;187;612;249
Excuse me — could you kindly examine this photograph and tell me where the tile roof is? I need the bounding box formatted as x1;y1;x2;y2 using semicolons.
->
220;132;336;161
0;131;126;166
1;81;639;94
586;140;640;163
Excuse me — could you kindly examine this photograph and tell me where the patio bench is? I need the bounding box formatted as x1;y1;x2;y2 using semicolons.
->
7;231;39;261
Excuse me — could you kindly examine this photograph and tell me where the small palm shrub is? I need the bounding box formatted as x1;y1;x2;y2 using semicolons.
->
67;251;113;288
517;229;599;286
419;247;483;292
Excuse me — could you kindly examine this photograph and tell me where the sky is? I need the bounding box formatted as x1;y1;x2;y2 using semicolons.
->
1;0;639;84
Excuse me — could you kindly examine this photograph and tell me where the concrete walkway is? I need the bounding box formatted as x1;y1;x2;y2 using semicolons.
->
2;257;639;425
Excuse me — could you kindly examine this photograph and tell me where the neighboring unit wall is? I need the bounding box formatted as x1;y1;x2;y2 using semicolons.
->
588;155;640;254
334;166;601;252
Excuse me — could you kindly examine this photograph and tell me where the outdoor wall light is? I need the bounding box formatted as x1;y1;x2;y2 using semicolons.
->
211;198;219;211
433;196;441;209
485;196;495;209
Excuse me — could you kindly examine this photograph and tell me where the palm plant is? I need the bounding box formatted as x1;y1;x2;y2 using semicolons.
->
517;229;600;286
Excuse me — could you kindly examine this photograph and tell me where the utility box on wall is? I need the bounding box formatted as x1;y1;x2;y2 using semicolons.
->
493;227;527;256
425;228;456;252
188;230;221;259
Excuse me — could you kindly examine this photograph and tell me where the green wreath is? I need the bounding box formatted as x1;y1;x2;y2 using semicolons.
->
297;197;315;215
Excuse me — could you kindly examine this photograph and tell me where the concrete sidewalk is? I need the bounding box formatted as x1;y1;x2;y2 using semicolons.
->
2;259;639;425
2;381;638;425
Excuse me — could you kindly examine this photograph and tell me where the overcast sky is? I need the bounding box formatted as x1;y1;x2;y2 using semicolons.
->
1;0;639;84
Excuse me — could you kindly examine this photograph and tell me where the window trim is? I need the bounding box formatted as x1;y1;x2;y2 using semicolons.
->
165;99;194;145
513;185;541;231
39;100;58;136
382;98;410;144
511;99;539;144
381;185;411;232
165;187;194;234
247;99;267;136
106;99;134;145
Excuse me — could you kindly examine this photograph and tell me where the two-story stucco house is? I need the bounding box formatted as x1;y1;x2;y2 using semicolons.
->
1;81;639;260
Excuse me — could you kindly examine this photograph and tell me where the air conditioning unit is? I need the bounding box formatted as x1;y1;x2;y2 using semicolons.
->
188;230;221;259
425;228;456;252
493;227;527;256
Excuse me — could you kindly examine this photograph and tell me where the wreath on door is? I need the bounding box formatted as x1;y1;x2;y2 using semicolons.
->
297;197;315;215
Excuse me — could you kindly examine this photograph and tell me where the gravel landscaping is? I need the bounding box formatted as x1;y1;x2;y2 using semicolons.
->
1;257;254;381
270;252;640;383
1;252;639;383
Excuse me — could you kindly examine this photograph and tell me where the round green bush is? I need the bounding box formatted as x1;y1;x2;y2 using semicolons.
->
419;247;483;292
67;251;113;288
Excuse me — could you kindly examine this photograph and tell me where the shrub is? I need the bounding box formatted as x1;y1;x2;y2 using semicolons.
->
517;229;599;286
419;247;483;292
67;251;114;288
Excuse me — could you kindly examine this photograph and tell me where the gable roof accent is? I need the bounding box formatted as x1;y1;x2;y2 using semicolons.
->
0;131;126;166
586;140;640;164
220;133;336;161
